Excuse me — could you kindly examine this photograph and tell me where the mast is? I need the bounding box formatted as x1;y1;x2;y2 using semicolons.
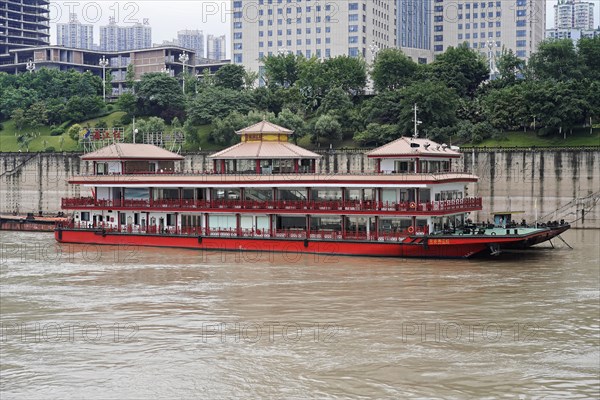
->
413;103;421;139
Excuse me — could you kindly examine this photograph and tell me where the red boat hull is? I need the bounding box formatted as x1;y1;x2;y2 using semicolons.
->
53;228;562;259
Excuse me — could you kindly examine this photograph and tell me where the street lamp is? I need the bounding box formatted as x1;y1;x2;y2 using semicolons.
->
487;40;498;81
178;51;189;93
26;59;35;73
160;66;172;76
99;55;109;101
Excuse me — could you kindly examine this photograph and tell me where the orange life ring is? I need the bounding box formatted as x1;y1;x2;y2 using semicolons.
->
408;226;415;234
410;202;416;209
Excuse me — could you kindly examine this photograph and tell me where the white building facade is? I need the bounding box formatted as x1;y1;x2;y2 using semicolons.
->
231;0;397;77
398;0;546;63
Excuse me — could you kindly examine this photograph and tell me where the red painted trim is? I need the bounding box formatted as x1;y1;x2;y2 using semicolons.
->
367;154;460;159
69;177;478;186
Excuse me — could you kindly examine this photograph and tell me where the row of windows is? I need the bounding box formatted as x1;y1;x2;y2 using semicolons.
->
457;31;501;40
257;48;333;59
457;12;502;19
458;22;501;29
257;37;332;47
256;26;332;36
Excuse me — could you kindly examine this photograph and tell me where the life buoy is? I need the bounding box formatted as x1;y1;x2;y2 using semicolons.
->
408;226;415;234
491;232;496;235
410;202;416;209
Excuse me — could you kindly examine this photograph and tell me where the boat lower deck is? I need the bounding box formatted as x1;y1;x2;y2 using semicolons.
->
54;224;570;259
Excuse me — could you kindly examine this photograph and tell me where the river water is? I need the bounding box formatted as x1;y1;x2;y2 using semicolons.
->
0;230;598;399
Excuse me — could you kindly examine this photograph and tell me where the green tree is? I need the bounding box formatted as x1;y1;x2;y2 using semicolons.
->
429;43;489;97
395;81;461;139
322;56;367;95
527;39;580;81
11;108;26;130
243;70;259;90
68;123;83;141
314;113;343;142
187;86;254;125
136;116;167;133
495;49;525;87
318;87;353;116
65;95;104;121
275;108;306;143
125;63;136;91
371;48;419;92
117;92;136;116
135;73;186;122
353;123;397;146
214;64;246;90
262;53;302;88
578;36;600;81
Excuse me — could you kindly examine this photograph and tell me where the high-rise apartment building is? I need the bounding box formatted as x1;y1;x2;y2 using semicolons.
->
56;14;94;50
207;34;226;60
100;17;152;52
554;0;595;30
0;0;50;55
398;0;546;63
231;0;396;77
178;29;205;58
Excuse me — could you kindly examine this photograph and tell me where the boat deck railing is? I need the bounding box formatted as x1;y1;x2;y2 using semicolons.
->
56;222;431;242
61;197;483;214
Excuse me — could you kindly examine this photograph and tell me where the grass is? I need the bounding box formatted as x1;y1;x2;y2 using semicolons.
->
2;115;599;153
465;127;600;148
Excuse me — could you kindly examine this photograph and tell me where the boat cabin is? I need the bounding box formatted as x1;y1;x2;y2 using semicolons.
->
82;143;184;175
366;137;460;174
208;120;320;174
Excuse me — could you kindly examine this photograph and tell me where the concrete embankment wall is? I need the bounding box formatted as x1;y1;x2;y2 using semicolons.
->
1;149;598;228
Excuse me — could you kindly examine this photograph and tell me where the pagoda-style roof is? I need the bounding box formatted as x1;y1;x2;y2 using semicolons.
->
209;141;320;160
236;120;293;136
81;144;184;161
366;137;460;158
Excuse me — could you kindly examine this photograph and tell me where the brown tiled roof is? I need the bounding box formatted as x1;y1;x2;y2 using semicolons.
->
209;141;320;159
235;120;293;135
367;137;460;158
81;144;184;160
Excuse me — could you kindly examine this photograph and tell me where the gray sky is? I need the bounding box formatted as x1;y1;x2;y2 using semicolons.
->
49;0;600;57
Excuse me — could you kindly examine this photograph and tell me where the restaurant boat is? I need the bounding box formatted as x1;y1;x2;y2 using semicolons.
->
55;121;570;258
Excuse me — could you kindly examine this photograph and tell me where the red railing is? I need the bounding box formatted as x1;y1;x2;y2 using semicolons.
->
56;222;429;241
61;197;483;214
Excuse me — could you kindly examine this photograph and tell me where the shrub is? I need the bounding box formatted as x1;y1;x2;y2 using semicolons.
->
50;127;64;136
45;146;56;152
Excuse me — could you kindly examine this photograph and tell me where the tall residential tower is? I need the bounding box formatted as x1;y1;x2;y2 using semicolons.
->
207;34;226;60
56;13;94;50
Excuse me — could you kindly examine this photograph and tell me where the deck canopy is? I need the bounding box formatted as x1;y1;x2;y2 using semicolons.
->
82;143;184;161
367;137;460;174
366;137;460;159
208;120;320;174
82;144;183;175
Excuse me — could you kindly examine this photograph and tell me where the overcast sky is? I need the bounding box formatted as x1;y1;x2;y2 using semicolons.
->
49;0;600;57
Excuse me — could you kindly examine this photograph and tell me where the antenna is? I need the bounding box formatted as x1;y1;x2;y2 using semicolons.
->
413;103;422;139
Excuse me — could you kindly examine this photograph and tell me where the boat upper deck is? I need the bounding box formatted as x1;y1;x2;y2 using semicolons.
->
70;172;479;187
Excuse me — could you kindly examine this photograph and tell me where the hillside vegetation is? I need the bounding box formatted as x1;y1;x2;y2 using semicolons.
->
1;37;599;153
